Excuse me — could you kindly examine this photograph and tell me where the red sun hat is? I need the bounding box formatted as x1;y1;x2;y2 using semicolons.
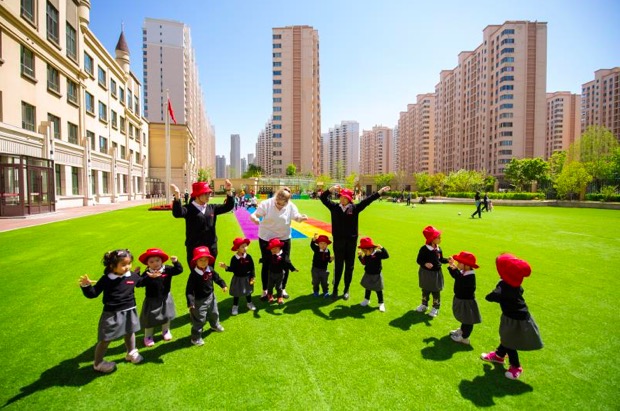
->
358;237;377;249
231;237;250;251
452;251;479;269
496;253;531;287
422;225;441;244
139;248;169;265
339;188;354;203
315;235;332;245
266;238;285;250
191;246;215;267
191;181;212;198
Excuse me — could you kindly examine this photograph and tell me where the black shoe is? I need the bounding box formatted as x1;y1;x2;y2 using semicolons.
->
331;291;339;300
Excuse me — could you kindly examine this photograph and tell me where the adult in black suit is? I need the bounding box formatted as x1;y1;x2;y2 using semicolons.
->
319;184;390;300
171;180;234;267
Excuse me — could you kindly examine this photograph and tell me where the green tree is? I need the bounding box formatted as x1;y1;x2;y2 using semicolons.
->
374;173;394;190
554;161;592;200
522;157;550;190
414;172;432;192
430;172;447;195
242;164;263;178
548;151;567;183
483;174;497;192
504;159;526;191
445;169;484;192
314;174;333;190
286;163;297;176
344;172;358;189
569;126;619;187
197;168;210;182
334;161;345;180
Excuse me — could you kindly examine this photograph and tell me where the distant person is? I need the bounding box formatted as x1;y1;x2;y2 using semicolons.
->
219;238;257;316
481;192;490;212
480;253;543;380
406;192;412;206
416;226;448;317
79;249;144;373
171;179;234;267
471;191;482;219
446;251;481;345
310;234;335;297
319;184;390;300
357;237;389;312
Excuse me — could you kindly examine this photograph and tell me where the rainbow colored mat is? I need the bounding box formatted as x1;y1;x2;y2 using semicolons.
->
234;207;332;240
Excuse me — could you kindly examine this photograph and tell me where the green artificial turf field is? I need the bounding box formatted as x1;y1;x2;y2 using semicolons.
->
0;199;618;410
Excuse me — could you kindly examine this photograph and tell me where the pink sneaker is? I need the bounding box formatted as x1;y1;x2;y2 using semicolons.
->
480;352;505;364
143;336;154;347
162;330;172;341
505;366;523;379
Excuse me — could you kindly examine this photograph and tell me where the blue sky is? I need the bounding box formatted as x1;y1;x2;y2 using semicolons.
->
89;0;620;160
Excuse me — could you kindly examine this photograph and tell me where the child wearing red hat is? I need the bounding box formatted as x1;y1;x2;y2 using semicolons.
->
447;251;482;345
480;253;543;379
357;237;390;312
185;246;228;346
416;225;449;317
219;238;256;315
266;238;298;305
310;234;335;297
136;248;184;347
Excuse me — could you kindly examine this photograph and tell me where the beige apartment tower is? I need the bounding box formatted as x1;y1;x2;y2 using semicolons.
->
359;126;393;175
581;68;620;140
271;25;320;176
434;21;547;180
397;94;436;174
545;92;581;159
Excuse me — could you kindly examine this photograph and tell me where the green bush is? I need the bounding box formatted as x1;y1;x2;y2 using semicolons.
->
446;192;545;200
585;192;620;202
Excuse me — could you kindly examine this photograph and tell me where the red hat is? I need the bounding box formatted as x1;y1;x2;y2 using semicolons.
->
315;235;332;245
496;253;531;287
231;237;250;251
191;246;215;267
191;181;212;198
358;237;377;249
339;188;354;203
422;225;441;244
452;251;479;269
266;238;285;250
138;248;169;265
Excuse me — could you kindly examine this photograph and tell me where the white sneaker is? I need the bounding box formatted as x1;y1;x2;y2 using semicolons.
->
282;289;290;299
428;308;439;317
124;349;143;364
360;299;369;307
210;324;225;332
191;338;204;346
415;304;427;312
451;333;470;345
231;305;238;316
450;328;462;337
379;303;386;312
93;360;116;373
343;292;350;300
247;302;256;311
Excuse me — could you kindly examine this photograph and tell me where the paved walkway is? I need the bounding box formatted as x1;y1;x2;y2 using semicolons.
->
0;199;153;233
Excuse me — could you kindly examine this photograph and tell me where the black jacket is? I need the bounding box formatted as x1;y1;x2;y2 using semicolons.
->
319;190;380;240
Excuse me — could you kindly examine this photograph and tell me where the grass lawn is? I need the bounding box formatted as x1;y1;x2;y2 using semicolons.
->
0;199;618;410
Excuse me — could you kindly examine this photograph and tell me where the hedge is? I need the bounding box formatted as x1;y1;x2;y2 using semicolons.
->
446;192;546;200
584;193;620;202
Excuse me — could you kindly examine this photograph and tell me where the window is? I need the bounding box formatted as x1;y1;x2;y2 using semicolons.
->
110;79;117;97
127;90;132;109
46;2;59;44
273;61;281;67
499;131;513;137
273;52;281;58
66;23;77;60
499;103;513;110
499;85;514;91
47;64;60;93
128;124;134;139
55;164;62;195
97;66;106;88
21;46;35;79
71;167;79;195
274;88;282;94
21;101;36;131
499;149;513;155
500;66;514;73
500;57;514;64
499;122;513;128
499;75;514;82
98;101;107;122
273;80;281;85
102;171;109;193
120;145;126;159
134;96;139;114
47;113;60;139
84;52;93;75
272;151;282;156
85;91;94;114
111;110;118;128
273;70;281;76
99;136;108;154
67;79;78;105
120;116;126;134
86;130;95;149
273;43;281;49
273;115;281;120
67;122;78;144
500;48;514;55
273;106;281;112
273;97;281;103
273;124;282;129
119;87;125;104
21;0;35;24
499;94;513;100
501;28;515;36
273;34;281;39
273;133;282;138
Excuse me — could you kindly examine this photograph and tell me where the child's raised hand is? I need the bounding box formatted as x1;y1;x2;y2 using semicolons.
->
376;244;383;250
171;256;178;263
313;233;318;240
357;250;363;257
219;262;227;268
222;286;228;293
249;277;255;285
79;274;95;287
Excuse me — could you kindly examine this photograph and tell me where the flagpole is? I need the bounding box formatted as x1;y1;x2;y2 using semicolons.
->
165;89;171;203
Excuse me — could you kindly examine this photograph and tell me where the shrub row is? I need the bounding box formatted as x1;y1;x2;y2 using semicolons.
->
447;192;545;200
584;193;620;202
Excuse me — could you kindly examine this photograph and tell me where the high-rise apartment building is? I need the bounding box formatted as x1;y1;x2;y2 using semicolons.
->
359;126;393;175
230;134;240;178
434;21;547;179
256;119;273;175
0;0;148;216
324;121;360;179
247;153;255;166
545;92;581;159
321;132;330;175
143;18;215;184
271;25;320;176
581;68;620;139
398;94;436;174
215;155;226;178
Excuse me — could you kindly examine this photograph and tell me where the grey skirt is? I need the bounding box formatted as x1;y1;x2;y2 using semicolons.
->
499;314;544;351
452;297;482;324
230;276;254;297
360;272;384;291
140;293;176;328
418;267;444;292
98;308;140;342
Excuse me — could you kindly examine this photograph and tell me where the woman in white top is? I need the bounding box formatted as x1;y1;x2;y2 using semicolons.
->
250;187;308;300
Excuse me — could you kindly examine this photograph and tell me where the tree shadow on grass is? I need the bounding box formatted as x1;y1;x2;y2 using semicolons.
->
459;363;534;407
328;303;375;320
420;335;474;361
389;310;432;331
282;294;333;320
2;342;132;408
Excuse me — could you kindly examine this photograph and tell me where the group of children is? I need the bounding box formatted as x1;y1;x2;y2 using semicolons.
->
80;227;542;380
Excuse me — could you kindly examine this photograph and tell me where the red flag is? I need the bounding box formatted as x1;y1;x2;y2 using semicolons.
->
167;98;177;125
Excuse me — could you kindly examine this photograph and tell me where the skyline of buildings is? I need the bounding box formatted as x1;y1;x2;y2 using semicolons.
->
229;133;240;178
